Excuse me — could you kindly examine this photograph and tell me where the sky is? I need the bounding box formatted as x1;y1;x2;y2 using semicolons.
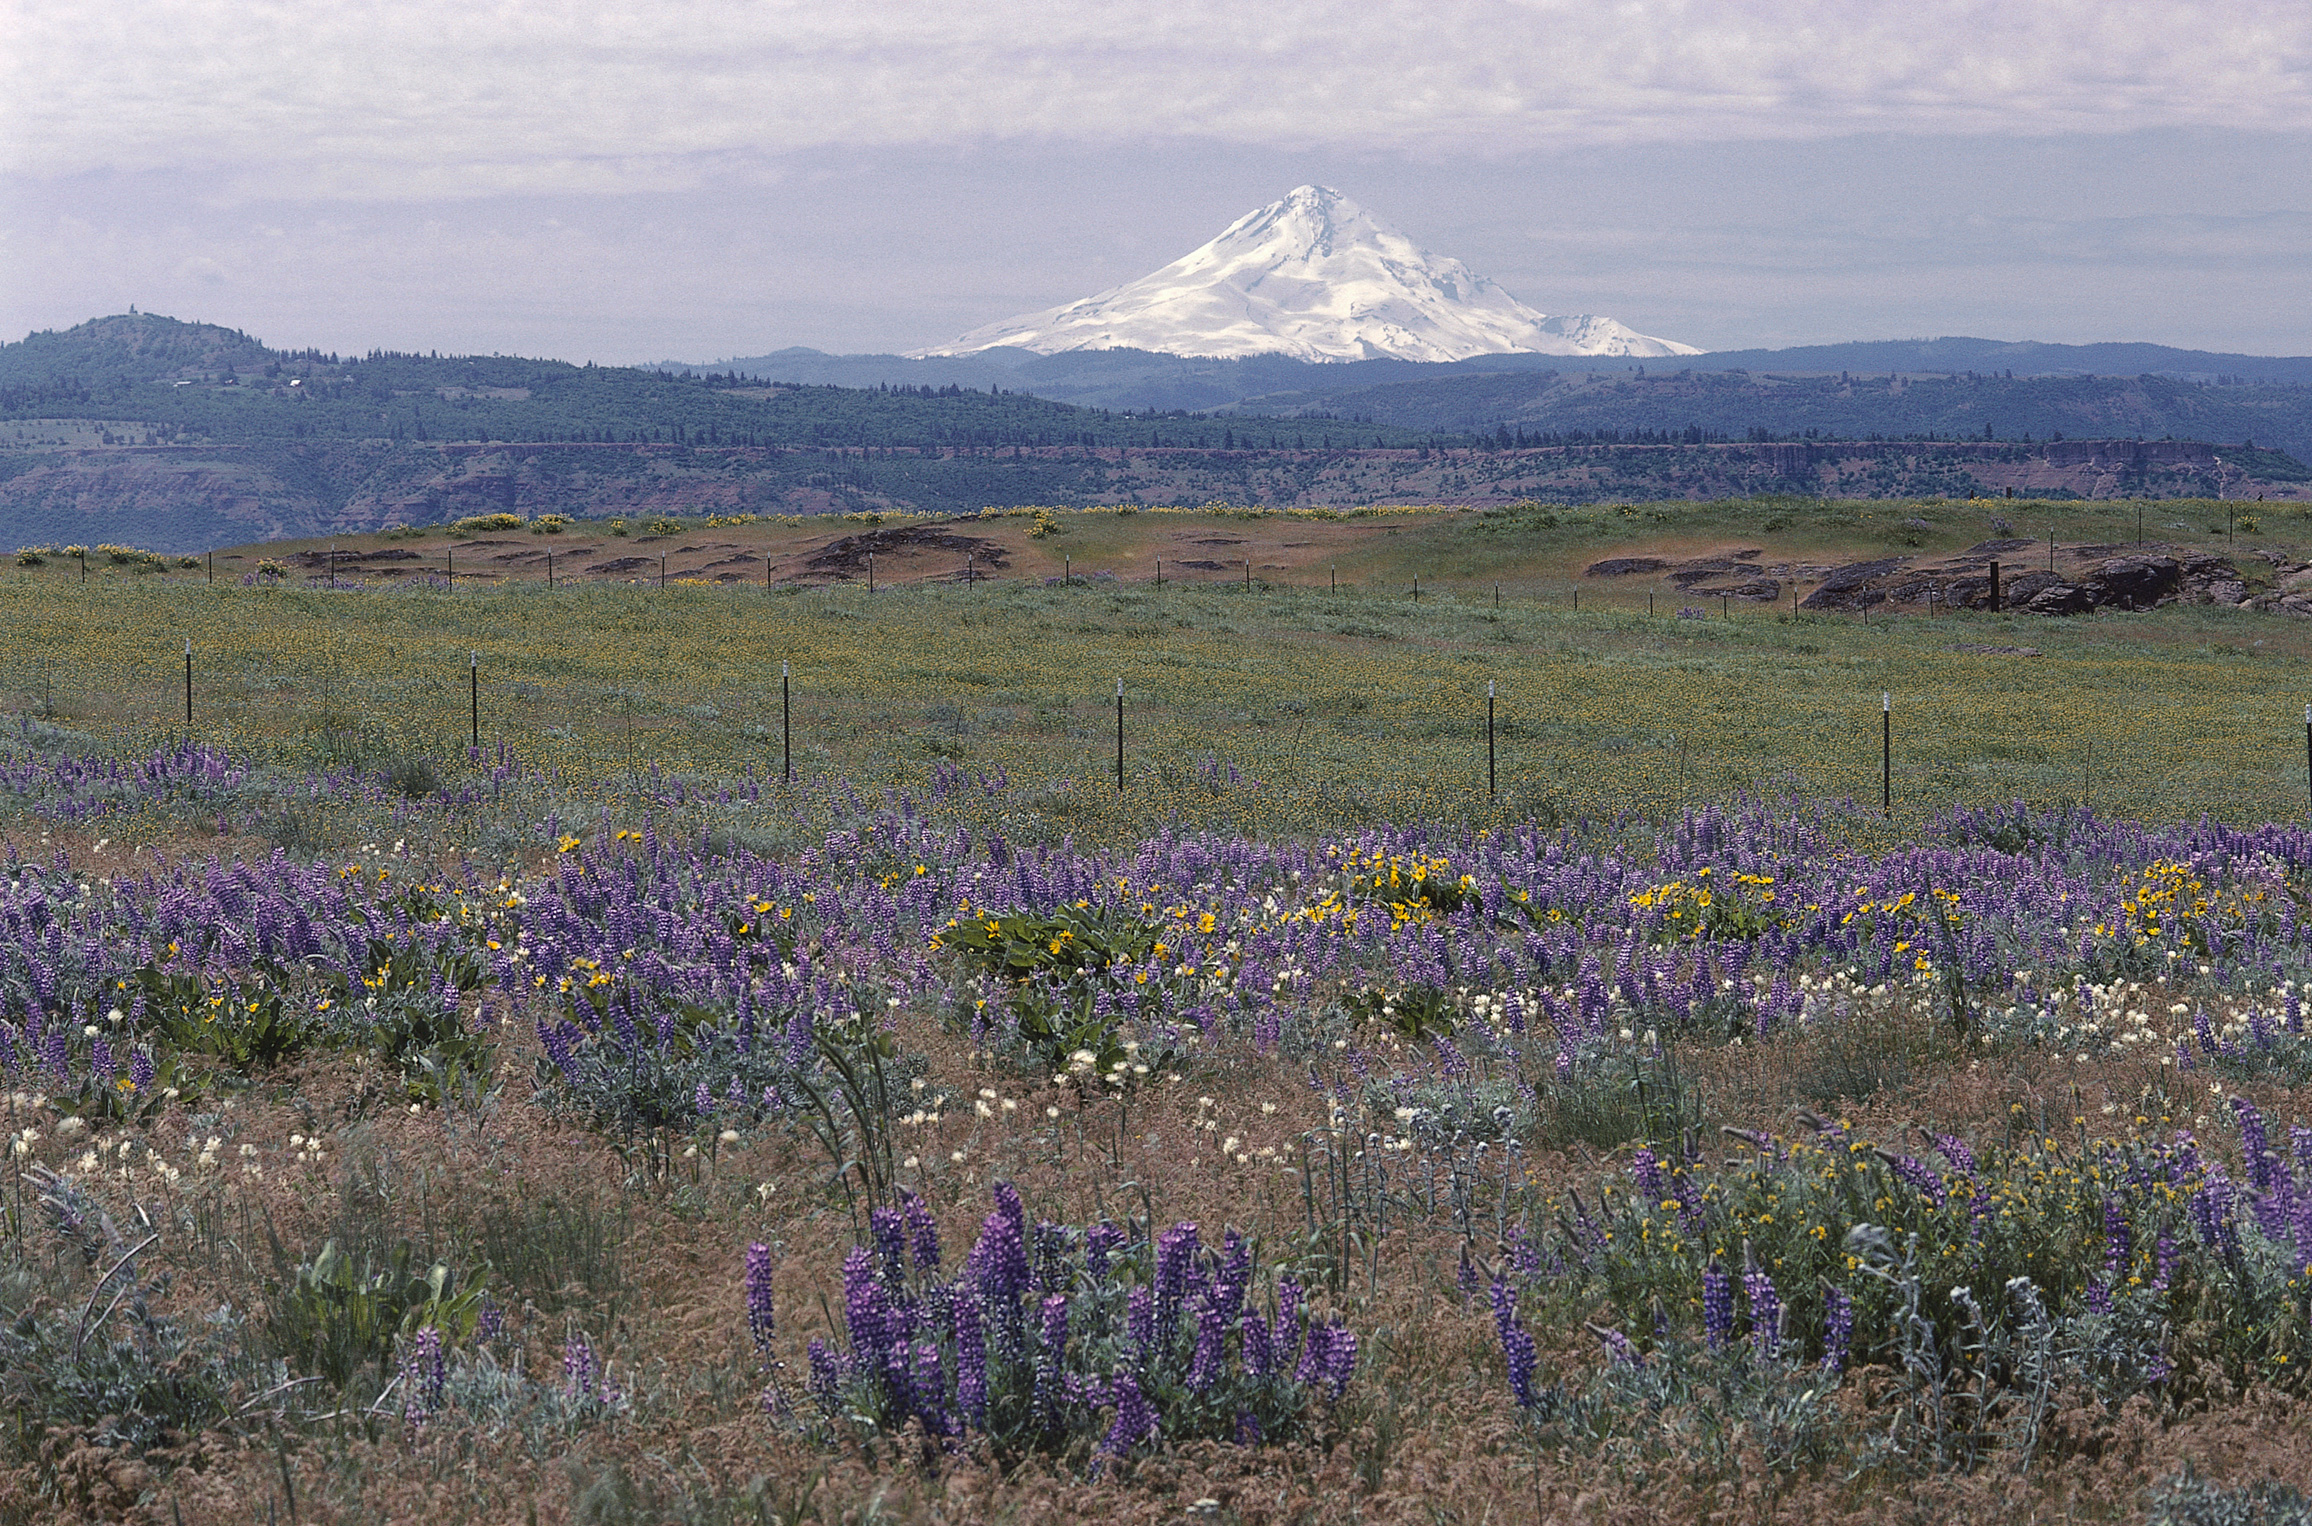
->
3;0;2309;362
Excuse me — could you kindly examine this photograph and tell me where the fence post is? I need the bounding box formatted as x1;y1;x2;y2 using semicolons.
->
1882;692;1892;817
1989;560;2000;612
867;552;874;593
782;660;792;782
1487;681;1496;797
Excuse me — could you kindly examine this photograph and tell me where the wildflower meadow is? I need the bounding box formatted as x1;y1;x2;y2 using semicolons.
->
3;542;2312;1523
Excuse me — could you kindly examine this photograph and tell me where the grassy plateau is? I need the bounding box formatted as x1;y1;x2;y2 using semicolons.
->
3;498;2312;1525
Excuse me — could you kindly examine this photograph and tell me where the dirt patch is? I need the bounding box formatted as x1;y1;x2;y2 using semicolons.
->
800;523;1010;579
1585;557;1667;577
589;556;658;575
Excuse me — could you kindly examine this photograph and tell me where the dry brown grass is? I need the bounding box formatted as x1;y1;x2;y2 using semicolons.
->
9;976;2308;1526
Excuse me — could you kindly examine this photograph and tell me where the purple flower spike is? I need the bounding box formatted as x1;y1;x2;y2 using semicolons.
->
1490;1280;1539;1407
744;1241;776;1356
953;1289;988;1429
1094;1372;1158;1475
1744;1270;1783;1358
902;1191;941;1274
1033;1293;1069;1424
1703;1261;1734;1347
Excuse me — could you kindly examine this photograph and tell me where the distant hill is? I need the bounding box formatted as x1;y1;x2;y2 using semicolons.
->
5;314;2307;551
664;337;2312;443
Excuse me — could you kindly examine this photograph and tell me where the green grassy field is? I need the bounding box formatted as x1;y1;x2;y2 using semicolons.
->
8;497;2312;843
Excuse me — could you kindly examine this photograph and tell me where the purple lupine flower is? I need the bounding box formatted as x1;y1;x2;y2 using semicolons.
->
1126;1284;1155;1359
1317;1321;1357;1400
1889;1155;1949;1209
694;1080;714;1116
1154;1222;1200;1352
1456;1246;1481;1298
2206;1171;2242;1258
1188;1298;1227;1391
1241;1310;1273;1378
1084;1222;1123;1280
1930;1132;1977;1176
870;1207;906;1284
1094;1372;1158;1475
1271;1275;1304;1370
744;1241;776;1356
2103;1198;2132;1282
1235;1410;1263;1445
842;1246;892;1375
1597;1326;1643;1367
2188;1176;2222;1248
1821;1287;1853;1374
969;1193;1031;1312
1631;1146;1666;1205
1212;1230;1253;1324
912;1340;948;1435
1744;1270;1783;1358
564;1333;598;1400
1294;1315;1327;1386
477;1295;505;1345
2154;1233;2179;1291
902;1191;941;1274
1703;1261;1734;1347
806;1337;844;1417
953;1289;987;1429
1033;1293;1069;1425
128;1046;155;1096
2234;1097;2273;1192
1489;1279;1538;1406
403;1327;446;1426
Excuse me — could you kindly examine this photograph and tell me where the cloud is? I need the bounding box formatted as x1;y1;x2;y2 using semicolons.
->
5;1;2308;197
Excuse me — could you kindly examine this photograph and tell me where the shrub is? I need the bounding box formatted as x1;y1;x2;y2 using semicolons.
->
384;754;440;799
1495;1100;2312;1469
531;514;571;534
646;516;682;535
1;1171;240;1462
934;902;1170;1072
15;548;47;566
785;1184;1357;1472
452;512;525;533
263;1238;486;1392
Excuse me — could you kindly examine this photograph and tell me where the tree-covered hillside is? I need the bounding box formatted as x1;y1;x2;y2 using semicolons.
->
0;314;1438;451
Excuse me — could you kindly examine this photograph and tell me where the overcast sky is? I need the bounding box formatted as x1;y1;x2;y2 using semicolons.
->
4;0;2308;360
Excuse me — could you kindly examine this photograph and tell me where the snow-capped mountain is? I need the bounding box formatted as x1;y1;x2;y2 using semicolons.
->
913;185;1698;363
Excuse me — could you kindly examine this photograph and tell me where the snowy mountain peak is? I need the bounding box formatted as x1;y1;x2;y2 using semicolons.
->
912;185;1698;363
